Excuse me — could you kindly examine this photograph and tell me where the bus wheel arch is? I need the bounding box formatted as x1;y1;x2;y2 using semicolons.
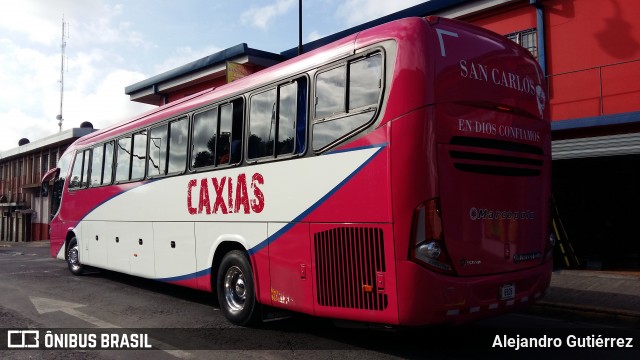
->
212;242;260;326
65;232;84;276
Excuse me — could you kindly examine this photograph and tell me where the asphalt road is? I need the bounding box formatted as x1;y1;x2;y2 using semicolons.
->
1;241;638;360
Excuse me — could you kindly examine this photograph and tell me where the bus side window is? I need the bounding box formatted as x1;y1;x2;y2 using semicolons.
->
115;137;132;182
315;66;345;119
80;149;91;188
69;151;84;190
248;79;306;160
218;104;233;165
168;117;188;174
295;78;308;154
349;54;382;110
149;124;169;177
312;53;383;151
103;141;114;185
90;145;104;187
191;108;217;169
248;89;277;160
230;98;244;164
277;82;297;156
131;131;147;180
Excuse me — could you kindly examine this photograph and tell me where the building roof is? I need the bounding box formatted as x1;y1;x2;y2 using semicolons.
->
124;43;285;105
0;127;95;161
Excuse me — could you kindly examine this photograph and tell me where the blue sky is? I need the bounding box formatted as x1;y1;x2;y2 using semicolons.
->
0;0;426;151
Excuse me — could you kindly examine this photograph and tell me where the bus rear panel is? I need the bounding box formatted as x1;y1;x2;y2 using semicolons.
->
391;17;551;325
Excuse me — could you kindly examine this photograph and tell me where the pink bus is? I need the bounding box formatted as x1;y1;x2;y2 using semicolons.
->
44;16;552;326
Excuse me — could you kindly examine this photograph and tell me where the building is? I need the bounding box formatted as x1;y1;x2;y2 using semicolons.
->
125;0;640;270
124;43;284;106
0;125;96;242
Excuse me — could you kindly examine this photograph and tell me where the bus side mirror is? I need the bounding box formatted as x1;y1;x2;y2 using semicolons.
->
41;168;60;197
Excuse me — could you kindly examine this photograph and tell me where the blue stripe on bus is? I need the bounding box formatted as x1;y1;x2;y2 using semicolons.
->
156;267;211;283
74;178;161;225
324;142;389;155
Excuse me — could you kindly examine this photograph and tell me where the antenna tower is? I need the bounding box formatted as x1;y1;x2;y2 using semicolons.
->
57;16;68;133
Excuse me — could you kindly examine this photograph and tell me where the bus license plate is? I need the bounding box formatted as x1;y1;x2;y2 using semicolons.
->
500;283;515;300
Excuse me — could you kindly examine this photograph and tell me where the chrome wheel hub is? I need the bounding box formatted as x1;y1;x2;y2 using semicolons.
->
224;266;246;313
67;244;80;271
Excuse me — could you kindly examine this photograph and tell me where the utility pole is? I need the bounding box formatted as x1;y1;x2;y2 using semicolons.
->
56;16;68;133
297;0;303;55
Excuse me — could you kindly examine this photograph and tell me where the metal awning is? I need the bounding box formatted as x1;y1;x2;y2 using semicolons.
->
552;132;640;160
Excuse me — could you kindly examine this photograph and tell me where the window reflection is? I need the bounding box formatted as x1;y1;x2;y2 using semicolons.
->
218;105;233;165
249;79;306;160
313;112;374;150
278;83;296;155
149;125;168;176
349;54;382;110
80;149;91;188
168;118;188;173
69;152;84;189
103;142;114;185
90;145;103;186
192;108;217;168
312;53;382;151
315;66;345;119
249;89;276;159
131;131;147;180
115;137;132;182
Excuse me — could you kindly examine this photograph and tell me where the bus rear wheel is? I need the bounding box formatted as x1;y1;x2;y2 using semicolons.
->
67;237;84;275
216;250;259;326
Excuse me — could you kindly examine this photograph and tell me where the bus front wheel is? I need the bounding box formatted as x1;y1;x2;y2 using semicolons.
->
66;237;84;276
216;250;259;326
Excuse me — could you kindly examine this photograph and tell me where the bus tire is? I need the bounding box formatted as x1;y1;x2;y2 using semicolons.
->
216;250;259;326
66;237;84;276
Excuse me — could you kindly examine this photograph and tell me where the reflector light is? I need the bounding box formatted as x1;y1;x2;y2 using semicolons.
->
417;242;441;259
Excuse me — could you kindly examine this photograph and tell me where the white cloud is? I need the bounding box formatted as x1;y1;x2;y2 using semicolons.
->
0;0;146;48
307;31;324;42
0;109;58;148
0;39;60;120
0;0;155;152
336;0;426;26
241;0;297;29
0;1;61;45
63;69;153;131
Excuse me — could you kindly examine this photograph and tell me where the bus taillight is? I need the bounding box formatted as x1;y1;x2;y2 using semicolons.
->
410;198;456;275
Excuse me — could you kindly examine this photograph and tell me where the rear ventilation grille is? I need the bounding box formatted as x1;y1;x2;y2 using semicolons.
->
449;136;544;177
314;227;388;311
